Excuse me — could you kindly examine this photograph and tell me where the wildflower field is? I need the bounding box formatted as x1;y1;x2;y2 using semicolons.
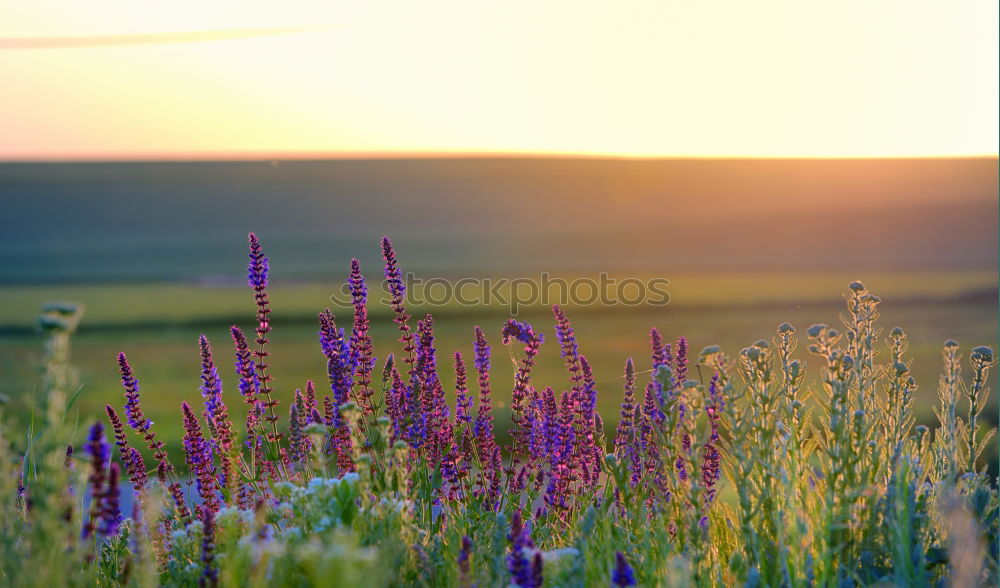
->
1;234;996;587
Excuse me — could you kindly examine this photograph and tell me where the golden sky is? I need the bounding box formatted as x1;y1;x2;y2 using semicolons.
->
1;1;997;159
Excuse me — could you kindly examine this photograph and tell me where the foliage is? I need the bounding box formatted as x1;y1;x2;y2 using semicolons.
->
1;235;996;587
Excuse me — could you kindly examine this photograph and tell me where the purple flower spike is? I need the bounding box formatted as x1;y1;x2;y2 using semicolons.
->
454;352;472;424
105;405;147;495
118;352;150;431
247;232;269;291
118;352;173;476
201;508;219;587
247;233;279;441
457;535;473;588
553;305;584;398
231;326;262;446
126;447;148;494
615;359;637;460
82;422;110;540
98;463;122;538
472;326;496;458
199;336;233;450
675;336;688;385
508;511;540;588
382;236;416;373
501;319;544;451
182;402;219;515
613;552;637;586
502;319;544;347
348;259;375;413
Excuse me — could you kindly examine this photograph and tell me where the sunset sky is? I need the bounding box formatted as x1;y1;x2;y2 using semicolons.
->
1;1;997;159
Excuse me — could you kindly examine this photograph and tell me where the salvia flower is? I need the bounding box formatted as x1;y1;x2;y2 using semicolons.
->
231;325;264;449
457;535;473;587
473;326;496;458
502;319;544;450
199;335;233;450
675;336;688;386
82;421;110;540
382;236;416;373
615;359;637;463
348;259;376;412
182;402;219;515
508;511;540;588
118;352;149;431
247;233;280;441
97;463;122;538
613;552;637;587
454;352;472;424
200;508;219;587
199;335;235;489
105;404;149;495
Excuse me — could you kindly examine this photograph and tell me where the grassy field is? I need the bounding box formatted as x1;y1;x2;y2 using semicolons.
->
2;269;994;456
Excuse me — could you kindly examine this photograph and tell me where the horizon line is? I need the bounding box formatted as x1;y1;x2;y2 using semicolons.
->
1;150;997;164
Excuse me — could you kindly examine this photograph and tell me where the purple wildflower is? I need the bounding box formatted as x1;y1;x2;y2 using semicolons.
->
231;326;262;444
501;319;544;452
118;353;175;487
288;390;308;465
675;336;688;385
199;335;234;489
126;447;148;494
613;552;637;587
247;233;280;441
472;326;496;459
676;456;688;481
457;535;473;588
454;352;472;424
508;511;540;588
348;259;375;413
98;463;122;538
382;236;416;375
701;372;723;504
319;310;355;409
199;336;233;449
650;328;667;368
553;305;584;414
182;402;219;515
200;508;218;587
160;460;191;521
579;355;600;486
105;405;147;494
82;422;110;540
304;380;318;422
615;358;637;455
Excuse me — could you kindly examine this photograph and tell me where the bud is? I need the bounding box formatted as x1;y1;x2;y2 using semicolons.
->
807;324;825;338
971;346;994;363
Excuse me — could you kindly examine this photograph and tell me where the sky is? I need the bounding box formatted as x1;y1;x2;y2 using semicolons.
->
1;1;997;159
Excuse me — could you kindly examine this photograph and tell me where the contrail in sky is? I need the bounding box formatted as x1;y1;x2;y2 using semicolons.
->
0;24;337;50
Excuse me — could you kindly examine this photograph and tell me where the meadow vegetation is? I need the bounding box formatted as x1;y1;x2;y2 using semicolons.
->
0;234;996;587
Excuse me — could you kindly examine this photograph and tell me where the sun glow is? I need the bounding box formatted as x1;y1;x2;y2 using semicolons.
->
1;0;996;159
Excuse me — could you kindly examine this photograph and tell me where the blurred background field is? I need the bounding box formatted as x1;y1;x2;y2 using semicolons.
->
0;157;996;456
